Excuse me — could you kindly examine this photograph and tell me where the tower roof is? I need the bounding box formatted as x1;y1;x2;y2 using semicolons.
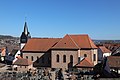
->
24;22;28;36
20;21;31;43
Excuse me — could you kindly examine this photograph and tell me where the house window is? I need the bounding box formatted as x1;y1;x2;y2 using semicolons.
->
26;56;28;59
31;56;34;61
70;55;73;63
93;54;96;61
56;55;59;62
84;54;87;57
63;55;66;63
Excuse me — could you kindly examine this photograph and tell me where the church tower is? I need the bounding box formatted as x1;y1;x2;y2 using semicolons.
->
20;22;31;49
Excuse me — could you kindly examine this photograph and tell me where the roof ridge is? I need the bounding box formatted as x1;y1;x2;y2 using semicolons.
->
87;35;97;48
86;35;92;48
31;38;61;39
68;35;80;49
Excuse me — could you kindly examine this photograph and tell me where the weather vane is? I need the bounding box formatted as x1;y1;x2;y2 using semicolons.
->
25;17;27;22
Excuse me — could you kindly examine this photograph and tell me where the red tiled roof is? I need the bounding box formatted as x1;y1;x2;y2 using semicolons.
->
22;38;61;52
1;47;6;56
13;58;32;66
107;56;120;68
52;34;97;49
52;34;79;49
99;46;111;53
70;34;97;49
76;58;94;68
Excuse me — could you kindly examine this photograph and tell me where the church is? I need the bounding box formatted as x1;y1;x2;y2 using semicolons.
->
19;21;98;70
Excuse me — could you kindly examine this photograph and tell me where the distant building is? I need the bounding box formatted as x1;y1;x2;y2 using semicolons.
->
0;47;9;62
111;47;120;56
12;56;32;71
107;56;120;74
98;46;111;61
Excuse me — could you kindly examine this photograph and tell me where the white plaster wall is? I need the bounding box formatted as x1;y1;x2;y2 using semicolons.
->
103;53;111;57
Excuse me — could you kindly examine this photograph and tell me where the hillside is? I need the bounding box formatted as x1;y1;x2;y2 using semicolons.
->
0;35;20;52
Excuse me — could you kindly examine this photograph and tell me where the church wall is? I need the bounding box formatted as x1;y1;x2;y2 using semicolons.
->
51;50;78;69
23;52;51;67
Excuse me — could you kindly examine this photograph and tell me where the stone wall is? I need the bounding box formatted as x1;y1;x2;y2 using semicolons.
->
80;49;98;65
51;50;78;69
23;52;51;67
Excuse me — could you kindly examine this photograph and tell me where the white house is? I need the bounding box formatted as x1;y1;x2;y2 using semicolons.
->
98;46;111;61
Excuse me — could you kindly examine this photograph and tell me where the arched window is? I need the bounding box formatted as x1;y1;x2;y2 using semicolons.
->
63;55;66;63
84;54;87;57
31;56;34;61
70;55;73;63
93;54;96;61
56;55;59;62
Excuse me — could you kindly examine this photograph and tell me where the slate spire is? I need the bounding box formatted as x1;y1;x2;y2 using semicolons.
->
20;21;31;43
24;22;28;36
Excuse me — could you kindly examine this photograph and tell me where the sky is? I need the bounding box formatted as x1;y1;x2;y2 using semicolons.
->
0;0;120;40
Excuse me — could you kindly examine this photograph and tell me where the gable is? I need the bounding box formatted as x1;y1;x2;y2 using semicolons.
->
52;34;79;49
76;58;94;67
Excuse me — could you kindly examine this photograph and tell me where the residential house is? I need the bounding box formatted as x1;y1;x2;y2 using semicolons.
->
107;56;120;74
98;46;111;61
0;47;9;62
12;56;32;72
111;47;120;56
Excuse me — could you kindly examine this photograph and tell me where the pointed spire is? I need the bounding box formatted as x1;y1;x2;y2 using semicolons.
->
24;22;28;35
20;21;31;45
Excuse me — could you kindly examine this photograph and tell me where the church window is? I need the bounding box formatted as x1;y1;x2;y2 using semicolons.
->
63;55;66;63
70;55;73;63
26;56;28;59
31;56;34;61
56;55;59;62
93;54;96;61
84;54;87;57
